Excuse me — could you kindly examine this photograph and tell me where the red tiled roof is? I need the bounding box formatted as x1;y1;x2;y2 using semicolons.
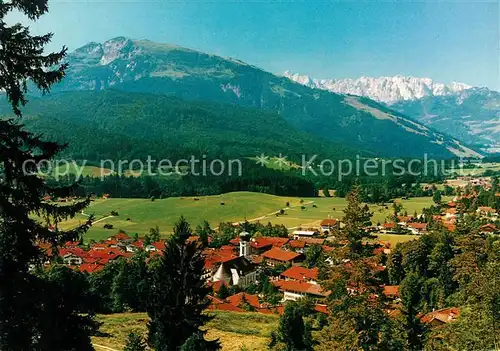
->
443;222;456;232
479;206;496;213
229;238;240;246
105;239;118;246
447;201;457;207
314;304;329;314
408;222;427;230
281;266;318;282
382;285;400;297
320;219;338;227
274;280;330;297
250;238;274;250
79;263;104;273
59;247;87;258
132;241;144;248
113;232;131;241
152;240;166;251
288;240;306;249
226;292;261;309
262;247;302;262
480;223;497;232
421;307;460;324
64;241;80;247
207;295;243;312
322;245;334;252
383;223;396;229
260;237;290;248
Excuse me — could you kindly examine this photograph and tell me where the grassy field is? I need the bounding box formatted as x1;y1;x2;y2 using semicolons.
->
92;311;279;351
449;162;500;176
49;192;448;242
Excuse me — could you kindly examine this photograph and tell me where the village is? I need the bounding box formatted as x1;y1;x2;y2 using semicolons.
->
42;180;500;334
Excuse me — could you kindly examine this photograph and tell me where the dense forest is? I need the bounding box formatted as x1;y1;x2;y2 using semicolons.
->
0;90;359;162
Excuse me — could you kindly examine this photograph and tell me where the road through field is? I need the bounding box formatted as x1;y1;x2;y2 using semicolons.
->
231;200;314;229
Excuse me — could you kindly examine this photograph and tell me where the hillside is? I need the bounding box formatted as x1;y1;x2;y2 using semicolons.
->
42;37;480;158
1;90;354;161
392;88;500;152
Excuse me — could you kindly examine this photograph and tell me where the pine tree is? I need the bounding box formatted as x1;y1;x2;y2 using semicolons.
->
340;186;374;257
318;185;405;350
0;1;96;349
124;332;147;351
400;272;427;351
433;190;442;205
269;301;314;351
216;283;230;300
195;220;214;247
147;217;220;350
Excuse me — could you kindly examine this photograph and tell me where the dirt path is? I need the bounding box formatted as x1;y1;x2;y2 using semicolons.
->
232;200;315;226
80;211;114;226
93;344;120;351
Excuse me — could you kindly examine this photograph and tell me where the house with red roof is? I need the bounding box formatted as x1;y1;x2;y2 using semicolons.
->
477;206;498;218
420;307;460;327
207;295;244;313
480;223;498;234
320;219;339;233
273;280;330;301
288;240;306;250
381;222;398;233
280;266;319;283
262;247;303;267
248;237;274;254
226;292;262;310
408;222;427;235
382;285;400;300
212;255;257;288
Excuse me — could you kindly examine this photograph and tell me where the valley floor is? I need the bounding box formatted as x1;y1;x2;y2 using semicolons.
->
52;192;450;242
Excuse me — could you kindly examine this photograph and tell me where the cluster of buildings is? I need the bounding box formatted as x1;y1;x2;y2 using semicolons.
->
43;215;464;326
44;232;166;273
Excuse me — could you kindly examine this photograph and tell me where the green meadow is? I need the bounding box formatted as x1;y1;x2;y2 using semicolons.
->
51;192;448;242
92;311;279;351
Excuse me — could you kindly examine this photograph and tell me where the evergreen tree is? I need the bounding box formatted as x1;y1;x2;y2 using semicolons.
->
0;1;96;349
269;301;314;351
149;225;161;242
340;186;374;257
216;283;230;300
146;217;220;350
124;332;147;351
433;190;442;205
323;187;331;197
400;272;427;351
195;220;213;247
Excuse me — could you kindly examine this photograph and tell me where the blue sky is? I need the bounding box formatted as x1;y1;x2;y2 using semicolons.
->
8;0;500;90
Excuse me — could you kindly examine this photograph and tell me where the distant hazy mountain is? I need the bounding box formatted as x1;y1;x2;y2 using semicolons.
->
283;71;472;104
39;37;481;158
285;71;499;152
392;88;500;153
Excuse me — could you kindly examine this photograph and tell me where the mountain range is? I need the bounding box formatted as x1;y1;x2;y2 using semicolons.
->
10;37;482;160
285;72;500;152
